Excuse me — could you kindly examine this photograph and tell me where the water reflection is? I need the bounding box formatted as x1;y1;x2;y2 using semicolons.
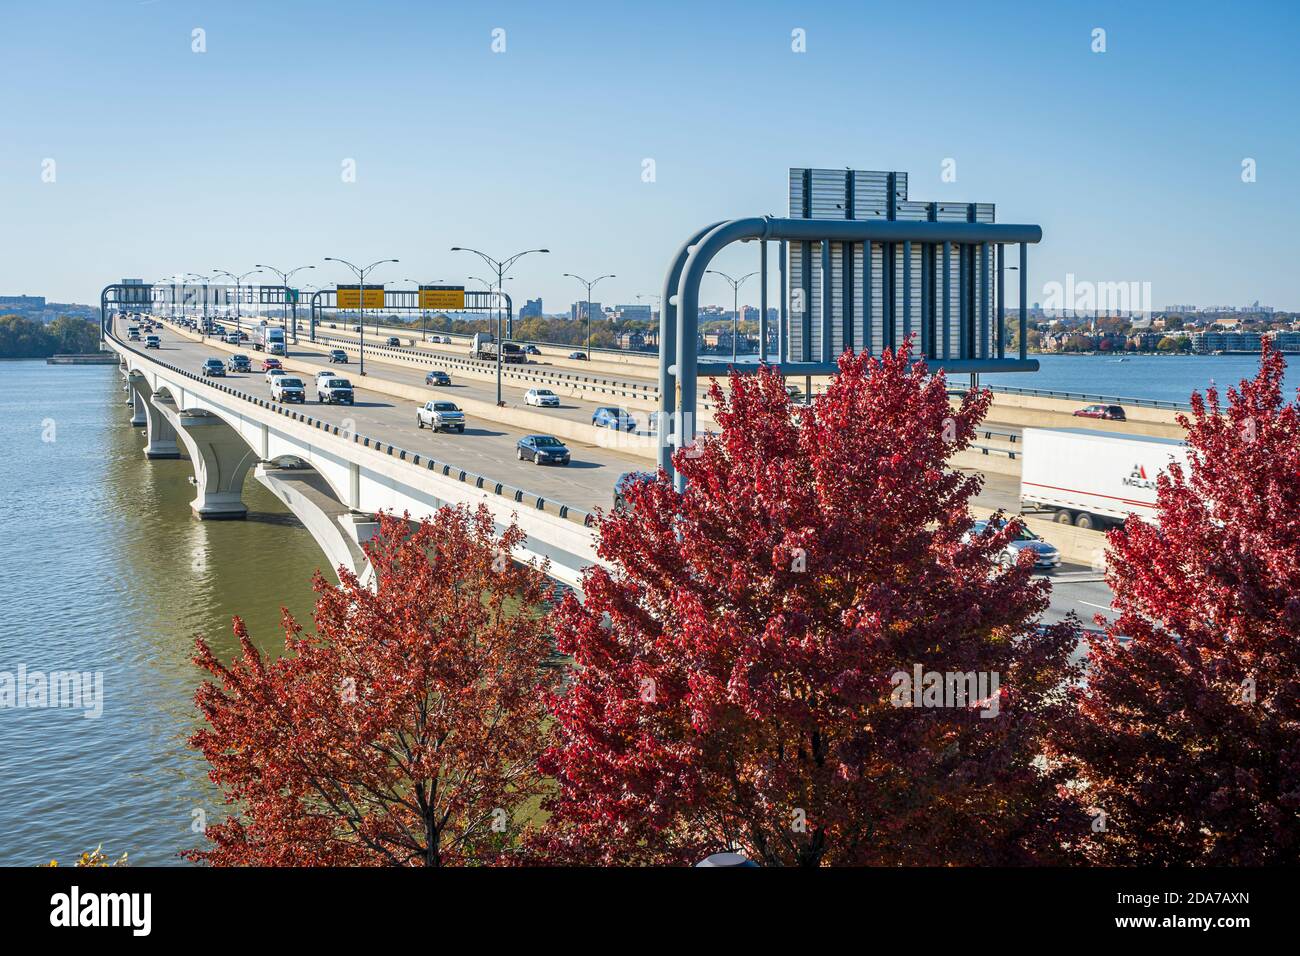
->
0;362;327;865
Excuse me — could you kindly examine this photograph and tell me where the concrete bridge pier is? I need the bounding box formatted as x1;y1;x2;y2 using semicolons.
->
132;378;181;459
153;399;256;519
127;379;148;427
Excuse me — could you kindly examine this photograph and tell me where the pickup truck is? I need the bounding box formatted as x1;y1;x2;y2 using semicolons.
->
416;400;466;433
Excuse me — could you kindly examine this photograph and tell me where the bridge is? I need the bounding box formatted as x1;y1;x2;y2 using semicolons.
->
100;198;1079;591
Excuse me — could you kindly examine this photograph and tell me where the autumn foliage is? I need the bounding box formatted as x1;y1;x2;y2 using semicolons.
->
539;345;1086;865
187;506;556;866
1061;344;1300;864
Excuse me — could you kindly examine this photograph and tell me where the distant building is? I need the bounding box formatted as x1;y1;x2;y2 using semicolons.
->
1190;330;1263;353
614;303;652;323
1265;330;1300;353
0;295;46;309
570;301;602;322
520;298;543;319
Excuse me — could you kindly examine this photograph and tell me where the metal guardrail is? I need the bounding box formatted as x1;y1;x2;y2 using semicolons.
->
108;321;598;527
311;333;661;401
315;318;664;362
953;384;1190;412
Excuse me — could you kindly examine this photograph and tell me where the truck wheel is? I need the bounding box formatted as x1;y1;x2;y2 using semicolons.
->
1054;510;1074;525
1074;512;1095;531
416;418;423;429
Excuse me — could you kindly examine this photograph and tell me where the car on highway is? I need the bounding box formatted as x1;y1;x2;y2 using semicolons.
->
523;344;541;355
1073;403;1126;421
224;332;241;345
316;376;354;405
270;376;306;404
416;400;466;433
386;336;401;347
424;370;452;386
201;358;226;377
964;519;1061;571
127;331;142;342
260;357;283;372
517;434;571;466
524;388;560;408
568;351;587;360
592;406;636;431
144;335;160;349
432;335;451;344
328;349;348;363
226;354;252;373
265;367;287;385
613;471;653;511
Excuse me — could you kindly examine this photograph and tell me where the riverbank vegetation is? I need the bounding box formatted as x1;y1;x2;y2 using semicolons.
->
0;314;100;358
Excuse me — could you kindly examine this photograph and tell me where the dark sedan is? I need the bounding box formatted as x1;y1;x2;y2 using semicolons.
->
425;370;452;386
517;435;571;466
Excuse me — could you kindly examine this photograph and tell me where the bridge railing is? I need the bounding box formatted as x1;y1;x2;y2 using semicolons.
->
310;332;661;405
951;383;1191;412
105;318;599;528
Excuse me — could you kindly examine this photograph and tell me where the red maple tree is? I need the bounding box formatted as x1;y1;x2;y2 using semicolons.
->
186;507;556;866
1061;344;1300;864
539;345;1086;866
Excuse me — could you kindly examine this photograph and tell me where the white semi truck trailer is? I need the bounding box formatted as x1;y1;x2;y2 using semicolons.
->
251;323;286;355
1019;428;1189;531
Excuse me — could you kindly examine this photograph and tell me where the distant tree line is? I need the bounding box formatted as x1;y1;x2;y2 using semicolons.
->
0;314;101;359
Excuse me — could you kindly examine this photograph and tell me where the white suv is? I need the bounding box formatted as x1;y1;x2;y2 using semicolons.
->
270;376;306;404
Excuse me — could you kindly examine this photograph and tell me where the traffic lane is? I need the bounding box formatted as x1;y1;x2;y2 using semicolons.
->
141;323;1026;515
310;323;661;383
282;338;660;434
1040;568;1115;630
132;325;648;511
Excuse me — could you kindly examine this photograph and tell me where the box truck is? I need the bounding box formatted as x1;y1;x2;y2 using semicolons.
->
251;323;286;355
1019;428;1189;531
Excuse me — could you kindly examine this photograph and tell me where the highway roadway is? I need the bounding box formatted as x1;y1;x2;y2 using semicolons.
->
125;318;650;513
128;318;1114;628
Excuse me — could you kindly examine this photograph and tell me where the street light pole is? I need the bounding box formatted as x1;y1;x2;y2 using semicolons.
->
213;267;262;337
186;273;212;341
324;257;398;377
451;246;549;406
255;263;316;347
563;273;615;355
706;269;758;363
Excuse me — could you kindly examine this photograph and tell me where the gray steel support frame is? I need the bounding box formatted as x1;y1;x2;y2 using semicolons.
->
661;216;1042;491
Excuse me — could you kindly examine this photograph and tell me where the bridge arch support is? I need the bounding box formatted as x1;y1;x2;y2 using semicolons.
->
150;389;257;519
127;372;180;459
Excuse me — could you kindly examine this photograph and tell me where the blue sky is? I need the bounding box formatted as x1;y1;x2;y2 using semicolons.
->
2;0;1298;310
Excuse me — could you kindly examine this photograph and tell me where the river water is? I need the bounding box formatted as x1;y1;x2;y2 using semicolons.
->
0;360;323;866
0;350;1293;865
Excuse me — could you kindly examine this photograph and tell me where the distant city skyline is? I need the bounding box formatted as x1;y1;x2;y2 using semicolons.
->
2;1;1297;310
